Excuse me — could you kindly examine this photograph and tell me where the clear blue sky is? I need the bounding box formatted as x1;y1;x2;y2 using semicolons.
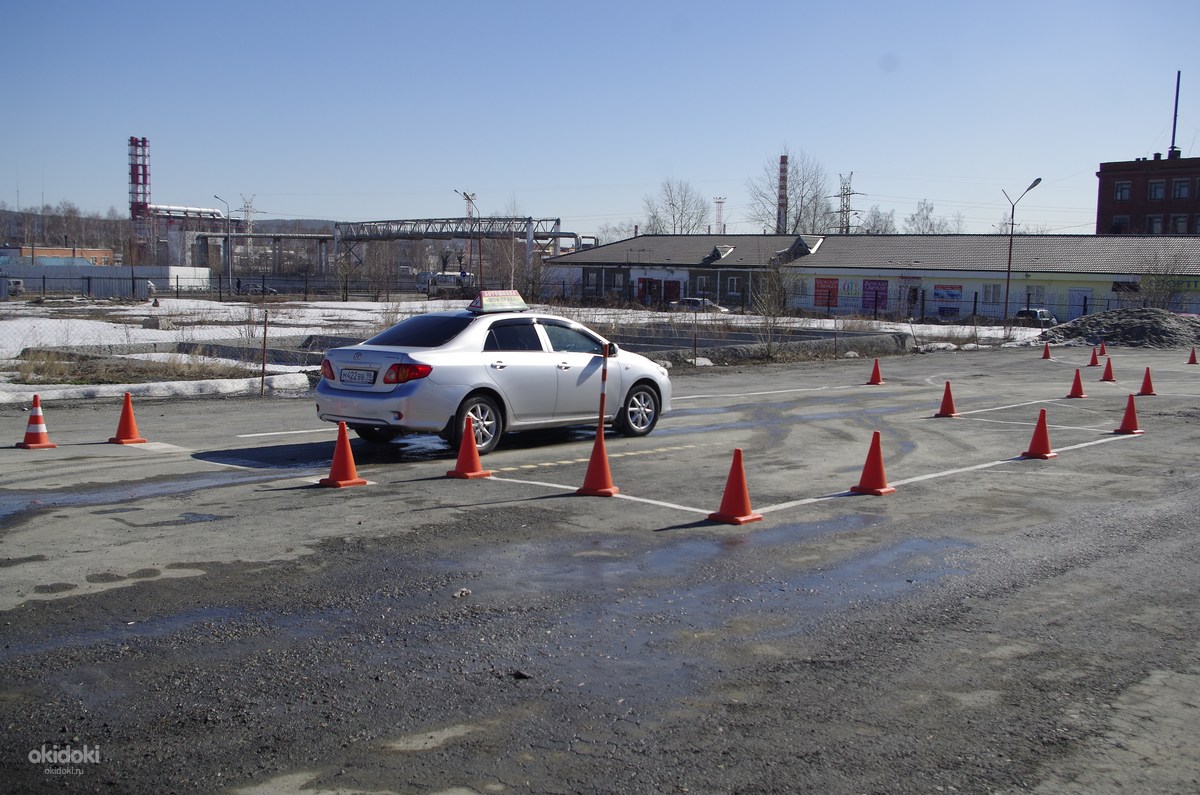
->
5;0;1197;238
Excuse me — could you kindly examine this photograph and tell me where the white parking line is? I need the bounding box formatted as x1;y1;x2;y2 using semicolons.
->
487;475;711;514
673;385;854;401
485;433;1143;519
759;434;1141;513
237;428;339;438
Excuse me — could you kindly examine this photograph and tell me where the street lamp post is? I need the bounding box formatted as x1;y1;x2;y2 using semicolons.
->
214;195;232;295
1002;177;1041;337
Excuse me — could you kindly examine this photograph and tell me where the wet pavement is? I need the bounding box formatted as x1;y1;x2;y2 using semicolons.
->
2;346;1200;793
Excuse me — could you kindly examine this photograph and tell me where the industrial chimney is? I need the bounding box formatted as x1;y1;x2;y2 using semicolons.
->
776;155;788;234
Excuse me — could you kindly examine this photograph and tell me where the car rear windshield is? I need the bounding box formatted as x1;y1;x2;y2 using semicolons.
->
364;315;474;347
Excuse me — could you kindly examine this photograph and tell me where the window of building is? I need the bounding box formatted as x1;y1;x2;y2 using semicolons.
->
611;273;624;289
1173;179;1191;200
1110;215;1130;234
727;276;742;295
793;277;809;297
1171;214;1189;234
983;284;1002;304
1146;215;1165;234
1024;285;1046;305
1114;181;1131;201
695;276;708;295
1148;180;1166;200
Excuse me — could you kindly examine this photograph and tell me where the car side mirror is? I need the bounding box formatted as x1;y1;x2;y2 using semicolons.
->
606;342;619;357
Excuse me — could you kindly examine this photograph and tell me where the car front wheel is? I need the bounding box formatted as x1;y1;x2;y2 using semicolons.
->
454;394;503;455
614;382;660;437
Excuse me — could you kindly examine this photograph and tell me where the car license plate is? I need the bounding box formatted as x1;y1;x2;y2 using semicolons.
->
340;368;376;385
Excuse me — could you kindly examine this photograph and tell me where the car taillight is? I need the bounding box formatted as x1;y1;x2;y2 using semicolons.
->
383;363;433;384
320;359;335;380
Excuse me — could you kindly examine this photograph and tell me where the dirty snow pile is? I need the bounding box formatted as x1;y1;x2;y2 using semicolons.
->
1044;308;1200;348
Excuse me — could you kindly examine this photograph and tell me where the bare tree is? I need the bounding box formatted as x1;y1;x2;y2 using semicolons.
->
744;147;836;234
642;179;711;234
596;219;637;243
1138;251;1187;309
992;213;1051;235
857;205;896;234
902;200;964;234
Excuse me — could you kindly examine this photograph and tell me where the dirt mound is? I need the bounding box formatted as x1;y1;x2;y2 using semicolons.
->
1044;308;1200;348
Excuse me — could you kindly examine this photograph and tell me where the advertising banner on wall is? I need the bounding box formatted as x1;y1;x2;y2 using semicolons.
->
934;284;963;318
862;279;888;311
815;277;839;308
933;284;962;302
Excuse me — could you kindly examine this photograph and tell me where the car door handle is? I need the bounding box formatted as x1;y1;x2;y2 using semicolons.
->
490;361;507;370
557;362;572;370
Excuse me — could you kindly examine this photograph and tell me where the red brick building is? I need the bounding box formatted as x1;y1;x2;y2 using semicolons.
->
1096;150;1200;234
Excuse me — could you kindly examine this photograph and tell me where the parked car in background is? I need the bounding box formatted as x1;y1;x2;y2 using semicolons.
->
667;297;729;313
315;291;672;454
426;271;477;299
1012;308;1058;328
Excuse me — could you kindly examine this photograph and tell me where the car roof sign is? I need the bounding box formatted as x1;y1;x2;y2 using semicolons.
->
468;290;529;314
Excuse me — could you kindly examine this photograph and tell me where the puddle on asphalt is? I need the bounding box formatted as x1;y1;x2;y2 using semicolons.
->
0;470;317;525
177;512;221;524
401;521;974;698
0;605;245;663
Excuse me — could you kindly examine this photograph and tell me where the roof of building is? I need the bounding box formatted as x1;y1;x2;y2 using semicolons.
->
814;234;1200;275
553;233;1200;276
552;234;823;268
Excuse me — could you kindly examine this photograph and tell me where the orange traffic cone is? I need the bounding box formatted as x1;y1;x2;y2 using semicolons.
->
1137;367;1156;397
867;358;884;385
108;392;148;444
934;381;961;418
446;416;492;479
1041;342;1052;360
1066;369;1087;399
707;448;763;525
577;430;619;497
1021;408;1058;459
1114;394;1144;435
1189;347;1198;365
319;421;368;488
1087;348;1100;367
1100;358;1116;382
850;431;896;496
16;394;56;449
1098;341;1108;356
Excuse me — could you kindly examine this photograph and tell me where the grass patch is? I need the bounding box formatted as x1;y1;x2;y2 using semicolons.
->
14;350;254;385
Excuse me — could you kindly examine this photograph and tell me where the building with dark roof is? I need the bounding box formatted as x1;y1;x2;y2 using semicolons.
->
548;233;1200;320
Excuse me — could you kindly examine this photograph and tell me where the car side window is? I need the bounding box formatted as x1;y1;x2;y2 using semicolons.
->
541;322;604;355
484;320;543;352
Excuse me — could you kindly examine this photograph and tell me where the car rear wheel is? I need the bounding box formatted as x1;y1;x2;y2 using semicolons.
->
351;425;400;444
454;394;503;455
614;382;660;437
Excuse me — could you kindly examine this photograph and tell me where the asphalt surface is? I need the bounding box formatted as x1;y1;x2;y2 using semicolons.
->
1;345;1199;794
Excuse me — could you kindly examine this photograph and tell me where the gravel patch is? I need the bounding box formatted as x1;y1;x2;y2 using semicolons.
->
1044;308;1200;348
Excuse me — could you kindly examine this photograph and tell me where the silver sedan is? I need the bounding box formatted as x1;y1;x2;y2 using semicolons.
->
315;295;672;454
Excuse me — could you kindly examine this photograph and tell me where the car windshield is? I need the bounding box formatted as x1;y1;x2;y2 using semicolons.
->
364;314;474;347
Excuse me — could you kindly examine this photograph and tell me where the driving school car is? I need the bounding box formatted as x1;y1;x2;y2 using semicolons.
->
315;291;672;454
